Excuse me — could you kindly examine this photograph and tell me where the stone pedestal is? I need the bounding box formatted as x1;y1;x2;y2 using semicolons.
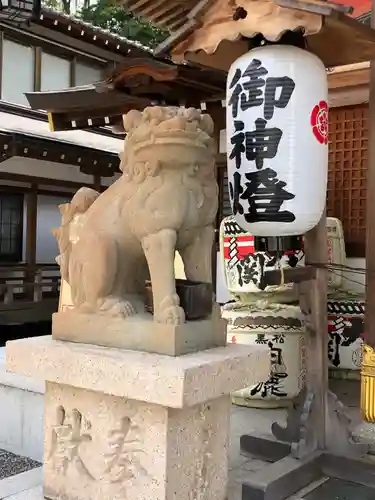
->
6;336;269;500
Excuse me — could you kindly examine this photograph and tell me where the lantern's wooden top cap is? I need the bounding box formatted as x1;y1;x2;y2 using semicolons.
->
123;0;375;69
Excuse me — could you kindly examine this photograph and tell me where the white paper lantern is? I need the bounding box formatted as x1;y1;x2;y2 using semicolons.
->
226;45;328;236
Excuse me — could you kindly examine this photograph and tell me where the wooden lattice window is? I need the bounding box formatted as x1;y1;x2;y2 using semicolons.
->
327;104;368;257
0;193;23;263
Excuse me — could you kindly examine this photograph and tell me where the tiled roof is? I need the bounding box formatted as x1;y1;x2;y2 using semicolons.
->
0;108;123;153
39;7;153;54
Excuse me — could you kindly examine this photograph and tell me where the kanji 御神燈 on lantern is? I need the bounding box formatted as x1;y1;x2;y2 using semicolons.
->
226;44;328;237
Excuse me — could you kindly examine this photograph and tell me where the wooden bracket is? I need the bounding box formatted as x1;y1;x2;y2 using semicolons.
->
263;266;316;287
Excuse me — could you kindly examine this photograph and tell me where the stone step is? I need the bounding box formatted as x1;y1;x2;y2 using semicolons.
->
2;486;43;500
0;466;42;500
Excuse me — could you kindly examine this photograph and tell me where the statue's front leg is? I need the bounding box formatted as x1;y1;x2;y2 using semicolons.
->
142;229;185;325
180;225;215;284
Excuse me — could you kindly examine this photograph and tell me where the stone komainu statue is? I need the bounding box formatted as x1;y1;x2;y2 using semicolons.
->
53;106;218;325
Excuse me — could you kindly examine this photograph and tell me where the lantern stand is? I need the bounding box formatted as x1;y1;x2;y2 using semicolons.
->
239;216;371;500
223;36;370;500
235;29;369;470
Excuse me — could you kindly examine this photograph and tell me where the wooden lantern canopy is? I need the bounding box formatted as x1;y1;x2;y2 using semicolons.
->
123;0;375;70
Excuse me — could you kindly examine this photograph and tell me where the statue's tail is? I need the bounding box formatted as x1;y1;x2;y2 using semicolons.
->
52;187;100;282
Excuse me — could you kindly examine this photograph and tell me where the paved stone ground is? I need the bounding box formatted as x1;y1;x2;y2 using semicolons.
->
227;378;362;499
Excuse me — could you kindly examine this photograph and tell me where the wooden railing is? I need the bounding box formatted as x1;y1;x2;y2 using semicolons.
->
0;264;61;305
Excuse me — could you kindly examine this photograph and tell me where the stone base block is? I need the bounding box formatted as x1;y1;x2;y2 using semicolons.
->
6;336;269;409
6;336;269;500
44;382;229;500
52;310;226;356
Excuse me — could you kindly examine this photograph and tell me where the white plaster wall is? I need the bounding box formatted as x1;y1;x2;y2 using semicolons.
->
21;194;71;264
37;195;71;263
0;385;44;462
0;349;44;462
0;157;121;265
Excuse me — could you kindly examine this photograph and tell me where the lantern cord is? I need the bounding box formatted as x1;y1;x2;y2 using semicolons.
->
328;269;366;289
308;262;366;289
309;262;366;274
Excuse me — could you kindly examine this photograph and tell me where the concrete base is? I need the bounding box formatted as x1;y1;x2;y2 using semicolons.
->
240;434;291;462
2;486;43;500
0;348;44;462
52;310;226;356
0;467;42;499
6;336;269;500
242;453;375;500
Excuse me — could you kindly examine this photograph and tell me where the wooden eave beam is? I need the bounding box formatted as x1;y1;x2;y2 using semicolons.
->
152;6;188;25
26;86;138;114
107;60;178;88
308;12;375;67
328;67;370;89
48;111;124;132
154;0;213;55
329;84;369;107
0;131;120;177
127;0;157;11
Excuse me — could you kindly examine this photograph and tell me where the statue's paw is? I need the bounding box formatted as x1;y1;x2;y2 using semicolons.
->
100;298;136;318
157;305;185;325
110;300;136;318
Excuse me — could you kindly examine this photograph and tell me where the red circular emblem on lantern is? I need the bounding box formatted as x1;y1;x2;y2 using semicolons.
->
311;100;328;145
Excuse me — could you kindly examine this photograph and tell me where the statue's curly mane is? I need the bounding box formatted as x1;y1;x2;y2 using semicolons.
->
118;106;215;189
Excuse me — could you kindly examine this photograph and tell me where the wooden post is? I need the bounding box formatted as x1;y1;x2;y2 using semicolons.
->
25;184;38;299
207;102;225;295
361;4;375;422
93;175;101;192
302;212;328;450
